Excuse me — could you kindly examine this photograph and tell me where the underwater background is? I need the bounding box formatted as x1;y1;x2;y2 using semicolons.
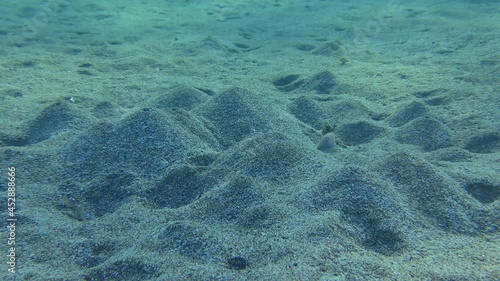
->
0;0;499;280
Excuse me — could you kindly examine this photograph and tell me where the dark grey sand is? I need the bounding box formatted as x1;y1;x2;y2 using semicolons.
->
0;0;499;280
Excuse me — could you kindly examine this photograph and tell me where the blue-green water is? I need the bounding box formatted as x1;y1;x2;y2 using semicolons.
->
1;1;498;280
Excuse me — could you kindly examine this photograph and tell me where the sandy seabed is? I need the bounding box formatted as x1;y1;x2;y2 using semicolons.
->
0;0;499;280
